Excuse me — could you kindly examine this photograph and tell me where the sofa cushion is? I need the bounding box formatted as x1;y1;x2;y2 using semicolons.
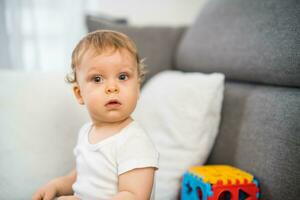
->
176;0;300;87
86;16;186;83
86;14;128;26
207;81;300;200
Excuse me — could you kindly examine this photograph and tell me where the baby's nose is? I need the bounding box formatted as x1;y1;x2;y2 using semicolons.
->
105;86;119;94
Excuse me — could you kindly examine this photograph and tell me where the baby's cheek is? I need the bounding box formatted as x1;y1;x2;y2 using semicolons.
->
84;93;100;109
128;94;139;111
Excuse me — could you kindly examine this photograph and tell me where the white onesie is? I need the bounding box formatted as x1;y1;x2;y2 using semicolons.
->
72;120;159;200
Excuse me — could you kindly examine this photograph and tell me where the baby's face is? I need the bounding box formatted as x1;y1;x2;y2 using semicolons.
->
73;48;140;124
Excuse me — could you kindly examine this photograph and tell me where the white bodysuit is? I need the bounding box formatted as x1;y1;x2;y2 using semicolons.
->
72;120;159;200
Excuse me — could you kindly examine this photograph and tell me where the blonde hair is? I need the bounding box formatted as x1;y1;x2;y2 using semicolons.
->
65;30;146;84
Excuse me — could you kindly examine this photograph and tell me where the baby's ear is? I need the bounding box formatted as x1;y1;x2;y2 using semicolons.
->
73;84;85;105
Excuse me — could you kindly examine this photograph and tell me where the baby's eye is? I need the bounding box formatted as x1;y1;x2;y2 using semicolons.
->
119;73;129;81
92;75;103;83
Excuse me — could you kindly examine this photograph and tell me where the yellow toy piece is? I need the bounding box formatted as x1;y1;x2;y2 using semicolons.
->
189;165;253;185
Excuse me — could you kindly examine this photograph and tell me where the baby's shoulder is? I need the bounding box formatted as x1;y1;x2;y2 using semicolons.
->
77;122;92;138
124;121;151;140
118;121;156;151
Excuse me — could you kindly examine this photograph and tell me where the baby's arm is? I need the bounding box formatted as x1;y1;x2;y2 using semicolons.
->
32;169;77;200
112;167;155;200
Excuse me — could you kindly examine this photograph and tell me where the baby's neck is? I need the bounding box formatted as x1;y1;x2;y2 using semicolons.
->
88;117;133;144
93;117;132;129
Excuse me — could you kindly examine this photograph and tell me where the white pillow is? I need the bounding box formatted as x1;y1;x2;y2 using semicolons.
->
132;70;225;200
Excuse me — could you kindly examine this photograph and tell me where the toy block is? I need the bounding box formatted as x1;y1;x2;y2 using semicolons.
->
181;165;260;200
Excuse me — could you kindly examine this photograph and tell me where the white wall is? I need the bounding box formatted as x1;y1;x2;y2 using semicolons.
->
85;0;208;26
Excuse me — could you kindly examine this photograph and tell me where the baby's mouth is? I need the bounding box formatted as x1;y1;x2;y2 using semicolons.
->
105;99;122;108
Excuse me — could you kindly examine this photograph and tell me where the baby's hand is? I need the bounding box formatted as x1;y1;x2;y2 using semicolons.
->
57;196;80;200
32;181;57;200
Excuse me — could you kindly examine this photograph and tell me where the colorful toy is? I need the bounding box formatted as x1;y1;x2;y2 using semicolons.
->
181;165;260;200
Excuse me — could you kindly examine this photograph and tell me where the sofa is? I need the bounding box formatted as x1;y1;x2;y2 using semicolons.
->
0;0;299;199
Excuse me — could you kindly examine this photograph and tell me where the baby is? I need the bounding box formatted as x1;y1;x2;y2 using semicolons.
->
32;30;159;200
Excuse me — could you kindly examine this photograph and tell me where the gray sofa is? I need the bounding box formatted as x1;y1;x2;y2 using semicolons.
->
86;0;300;199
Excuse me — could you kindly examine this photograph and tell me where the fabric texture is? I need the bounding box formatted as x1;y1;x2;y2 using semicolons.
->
175;0;300;87
207;81;300;200
86;15;186;83
73;120;159;200
0;70;89;199
132;71;225;199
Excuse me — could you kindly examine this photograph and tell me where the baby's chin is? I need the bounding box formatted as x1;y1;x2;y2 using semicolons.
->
96;113;132;124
